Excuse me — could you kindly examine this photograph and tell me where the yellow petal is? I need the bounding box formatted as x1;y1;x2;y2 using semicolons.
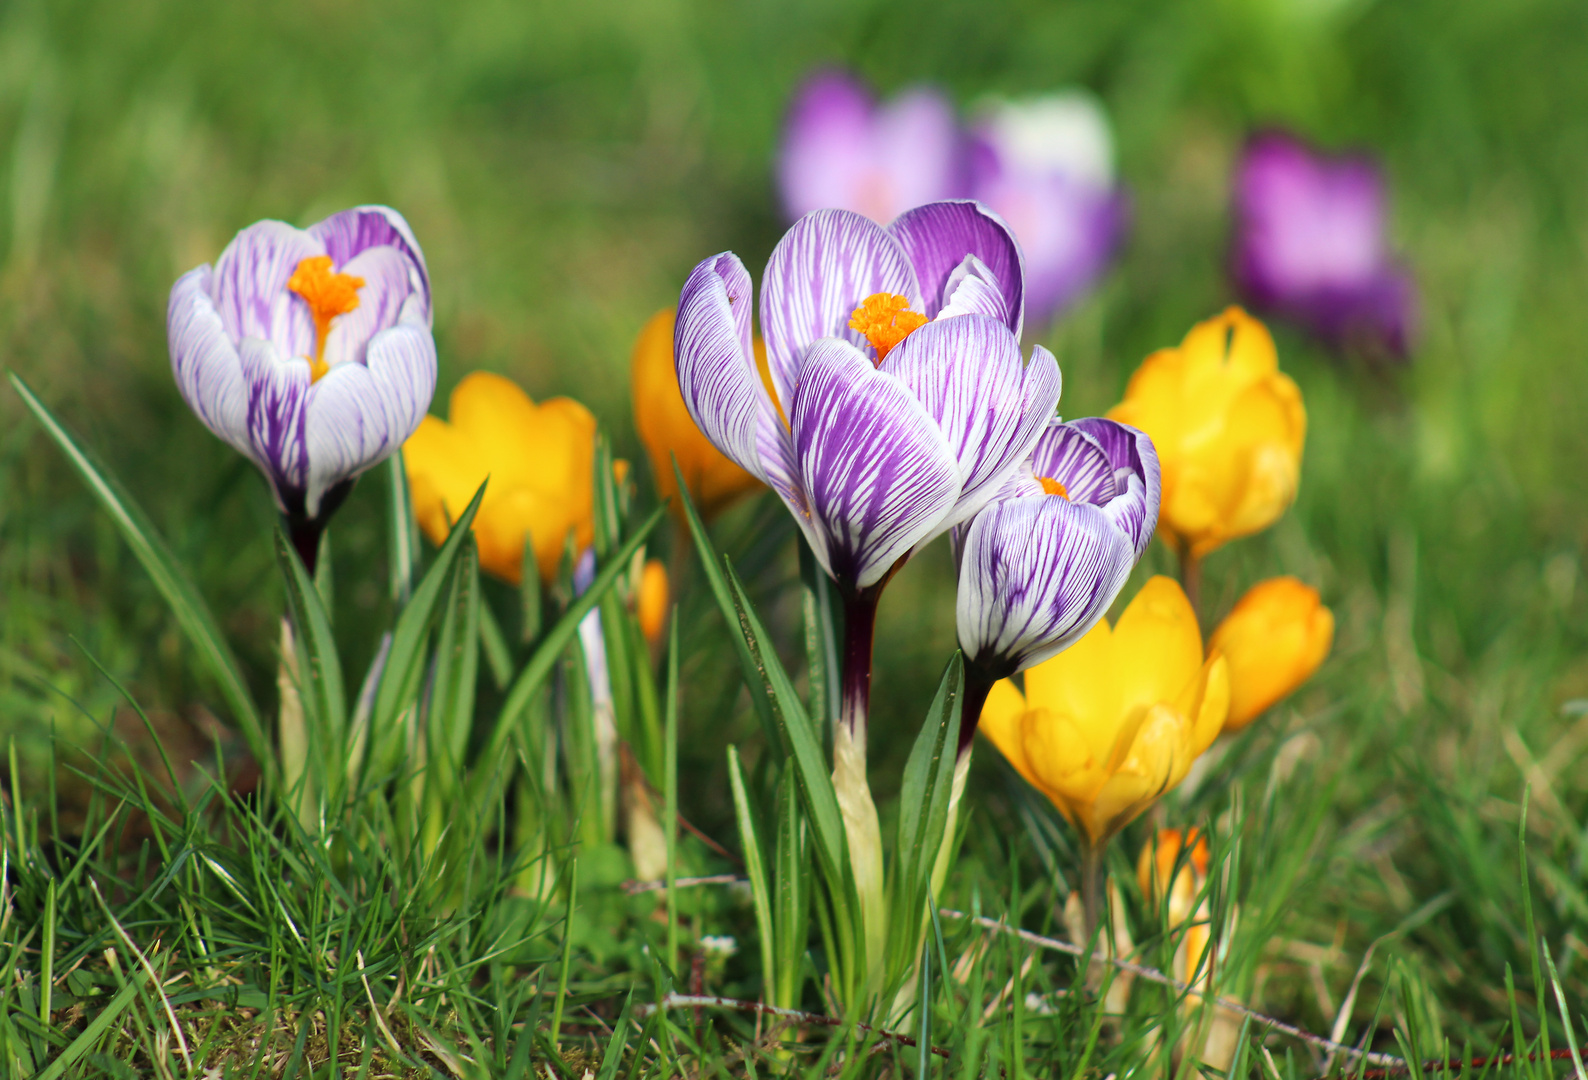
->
1137;827;1209;922
978;679;1036;784
630;309;764;518
1085;702;1190;842
1210;577;1334;730
1110;576;1204;718
1020;617;1122;765
637;558;670;645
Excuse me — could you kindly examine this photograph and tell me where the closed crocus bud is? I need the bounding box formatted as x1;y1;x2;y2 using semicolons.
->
636;558;669;645
631;309;764;517
1209;576;1333;731
979;576;1229;846
1234;131;1417;361
1138;827;1210;927
403;372;596;585
168;206;435;570
1108;308;1305;560
778;70;967;225
968;92;1127;322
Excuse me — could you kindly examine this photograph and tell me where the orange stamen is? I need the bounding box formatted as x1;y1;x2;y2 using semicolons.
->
848;292;928;363
1037;476;1070;499
288;255;364;382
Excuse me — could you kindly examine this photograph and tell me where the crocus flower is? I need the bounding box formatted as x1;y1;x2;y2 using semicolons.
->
403;371;597;585
636;558;669;646
1208;576;1333;731
168;205;435;569
631;309;764;518
1107;308;1305;565
968;92;1126;322
979;575;1229;848
1233;131;1416;360
954;416;1159;751
777;70;966;225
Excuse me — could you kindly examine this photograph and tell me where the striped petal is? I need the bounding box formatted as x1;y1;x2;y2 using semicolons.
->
169;266;250;456
888;200;1024;338
792;338;960;588
309;205;431;324
674;252;800;507
210;220;320;359
302;322;437;517
760;209;920;410
1030;422;1117;504
936;255;1014;326
238;336;313;508
320;245;417;371
1062;417;1160;559
881;314;1060;535
957;494;1136;674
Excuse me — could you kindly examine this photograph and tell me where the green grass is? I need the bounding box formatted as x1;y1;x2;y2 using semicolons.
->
6;0;1588;1074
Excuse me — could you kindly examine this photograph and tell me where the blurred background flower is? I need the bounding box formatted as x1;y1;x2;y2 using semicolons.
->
1208;576;1334;731
1232;131;1417;361
403;371;596;585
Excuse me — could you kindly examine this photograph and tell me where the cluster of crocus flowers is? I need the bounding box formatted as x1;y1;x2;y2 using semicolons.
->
1233;131;1417;361
777;71;1125;322
168;205;436;570
403;372;598;585
1108;307;1306;575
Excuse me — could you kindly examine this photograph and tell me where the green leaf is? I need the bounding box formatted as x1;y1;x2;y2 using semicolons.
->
477;597;513;692
428;535;482;774
275;526;350;799
481;506;666;784
32;968;149;1080
520;535;543;643
886;654;962;984
799;539;840;749
9;373;270;783
728;745;776;999
387;451;420;605
773;768;809;1011
366;482;487;784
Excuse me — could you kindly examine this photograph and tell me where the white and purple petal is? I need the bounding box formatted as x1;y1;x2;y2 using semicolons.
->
169;266;250;454
309;205;431;324
760;209;920;403
321;246;418;370
956;495;1135;674
237;337;313;507
881;315;1060;534
888;200;1024;338
209;221;320;357
935;255;1014;326
1060;417;1160;559
791;339;960;588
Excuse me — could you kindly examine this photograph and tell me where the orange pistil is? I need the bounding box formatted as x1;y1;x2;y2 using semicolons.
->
288;255;365;382
1037;476;1071;499
848;292;928;363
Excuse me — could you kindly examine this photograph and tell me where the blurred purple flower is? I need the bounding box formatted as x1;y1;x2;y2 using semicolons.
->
1233;131;1417;359
168;206;436;559
675;201;1056;593
953;416;1159;750
778;71;968;225
969;94;1127;322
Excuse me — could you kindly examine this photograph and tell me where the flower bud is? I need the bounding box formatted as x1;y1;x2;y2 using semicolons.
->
1209;576;1334;731
637;558;670;645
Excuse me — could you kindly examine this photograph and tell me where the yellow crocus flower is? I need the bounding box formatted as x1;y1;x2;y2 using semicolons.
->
1108;308;1306;560
980;576;1229;846
631;309;765;518
1208;576;1333;731
636;558;670;645
404;371;597;585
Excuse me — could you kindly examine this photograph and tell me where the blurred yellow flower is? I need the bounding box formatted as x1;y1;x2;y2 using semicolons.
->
980;576;1229;846
1138;827;1209;929
404;371;597;585
636;557;669;645
631;309;765;517
1208;576;1333;731
1108;307;1306;560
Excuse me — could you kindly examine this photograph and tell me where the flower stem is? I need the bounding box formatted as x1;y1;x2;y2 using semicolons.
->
839;587;882;744
1079;837;1105;945
1179;549;1202;625
957;662;999;758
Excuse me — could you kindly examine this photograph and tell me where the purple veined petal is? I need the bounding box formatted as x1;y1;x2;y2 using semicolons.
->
880;314;1060;536
301;322;437;517
760;209;920;406
936;255;1013;326
888;200;1024;338
320;246;414;370
210;221;322;356
238;336;313;509
309;205;431;325
791;338;961;588
1029;422;1117;504
956;494;1136;674
674;253;802;503
169;266;250;454
1060;417;1160;560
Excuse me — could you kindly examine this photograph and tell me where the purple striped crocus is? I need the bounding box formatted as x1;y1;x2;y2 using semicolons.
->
168;206;436;569
675;201;1059;740
777;70;967;225
969;93;1127;323
1233;131;1416;360
954;416;1160;752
